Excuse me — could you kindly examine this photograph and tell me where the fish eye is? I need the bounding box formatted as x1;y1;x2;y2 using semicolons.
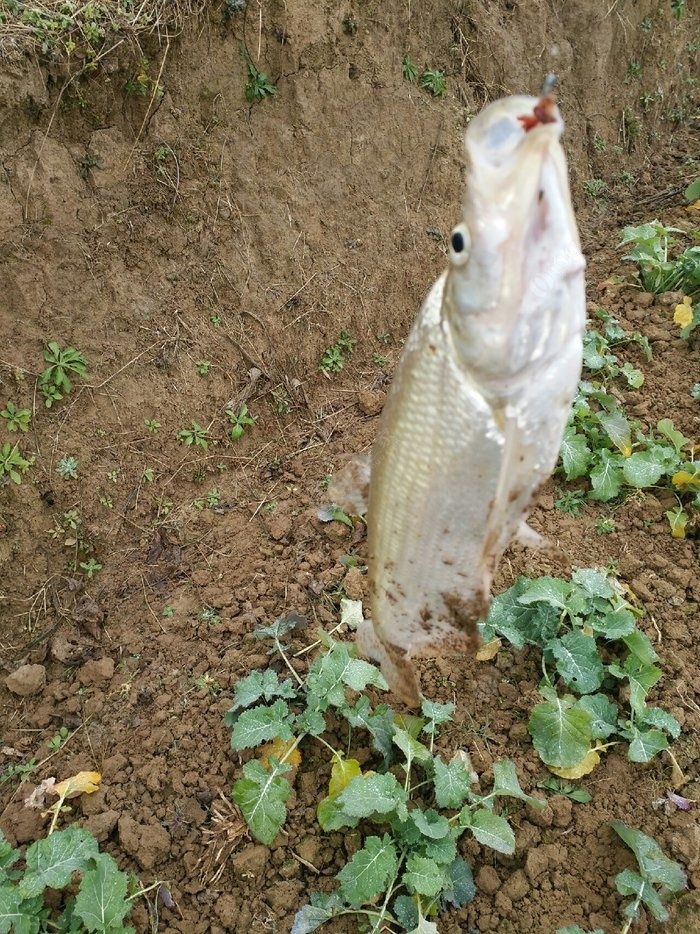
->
449;223;470;266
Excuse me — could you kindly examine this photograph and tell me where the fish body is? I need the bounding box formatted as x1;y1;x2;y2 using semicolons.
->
357;92;586;706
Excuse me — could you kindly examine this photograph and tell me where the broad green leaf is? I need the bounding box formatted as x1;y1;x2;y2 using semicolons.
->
598;410;632;456
422;831;458;865
341;697;395;763
529;697;592;768
407;918;439;934
441;857;475;907
491;758;543;807
589;450;624;501
291;903;337;934
550;632;604;695
393;727;432;767
294;708;326;736
393;894;419;930
230;700;293;750
339;598;364;631
232;758;292;844
402;855;445;897
433;755;474;809
609;657;662;717
74;852;131;932
627;727;668;762
577;694;619;739
307;643;387;711
420;699;455;738
592;608;636;639
622;630;659;666
410;808;450;840
518;577;570;609
468;809;515;855
641;706;681;738
226;670;297;717
560;428;592;479
685;177;700;202
616;868;668;922
316;795;359;832
657;419;689;455
336;772;408;820
622;451;667;488
0;886;26;934
612;821;687;892
20;826;99;897
0;834;19;876
571;568;614;599
621;362;644;388
337;834;398;906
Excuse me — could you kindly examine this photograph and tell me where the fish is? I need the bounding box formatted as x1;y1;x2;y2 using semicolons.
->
334;86;586;707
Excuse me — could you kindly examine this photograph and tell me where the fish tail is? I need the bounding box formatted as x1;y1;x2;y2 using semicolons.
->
356;618;421;708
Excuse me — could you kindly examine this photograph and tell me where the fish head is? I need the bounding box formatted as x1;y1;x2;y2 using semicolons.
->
444;89;586;387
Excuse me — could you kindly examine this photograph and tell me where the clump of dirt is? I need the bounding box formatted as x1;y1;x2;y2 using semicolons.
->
1;0;699;931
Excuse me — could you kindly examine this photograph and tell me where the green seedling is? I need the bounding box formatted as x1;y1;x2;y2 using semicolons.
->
242;51;276;102
107;469;120;483
402;54;418;82
47;726;71;752
420;67;446;96
671;0;685;18
228;612;543;932
595;516;616;534
685;177;700;202
536;777;592;803
125;56;164;99
39;342;88;408
1;401;31;432
196;360;212;376
193;673;222;694
0;757;37;788
619;220;700;297
480;567;681;774
0;442;33;484
210;314;222;327
144;418;160;433
224;0;246;17
79;558;102;578
162;605;174;618
200;607;222;624
226;404;257;441
691;383;700;400
56;455;79;480
584;178;608;199
620;170;637;188
611;821;686;927
271;388;292;415
373;353;388;367
207;488;221;507
177;421;209;449
142;468;155;482
625;59;642;80
320;331;357;373
99;495;113;508
555;489;587;516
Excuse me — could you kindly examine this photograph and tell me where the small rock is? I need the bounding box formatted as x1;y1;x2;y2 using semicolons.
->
343;566;366;601
358;390;384;417
78;657;114;685
118;816;170;869
232;843;270;878
191;569;212;586
501;868;529;902
525;796;552;827
476;865;501;894
635;292;655;307
83;810;119;842
524;847;549;883
550;795;573;828
645;325;670;342
5;664;46;696
265;513;293;541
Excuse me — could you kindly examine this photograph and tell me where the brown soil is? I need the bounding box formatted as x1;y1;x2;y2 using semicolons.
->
1;1;699;932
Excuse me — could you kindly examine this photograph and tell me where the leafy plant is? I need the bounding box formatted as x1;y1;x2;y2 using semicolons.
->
595;516;617;535
402;54;418;82
227;618;542;932
670;0;685;18
419;68;446;96
611;821;686;927
125;56;164;99
242;51;276;102
226;404;257;441
584;178;608;199
196;360;212;376
480;567;681;773
177;421;209;449
79;558;102;579
320;331;357;373
56;455;79;479
39;342;88;408
47;726;71;752
144;418;160;433
1;401;31;432
0;442;33;484
555;489;587;516
619;220;700;297
625;59;642;80
536;777;592;803
685;177;700;203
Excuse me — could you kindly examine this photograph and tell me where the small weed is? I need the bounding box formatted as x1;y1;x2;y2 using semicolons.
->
193;673;222;695
196;360;212;376
593;133;606;152
56;456;79;480
640;15;653;31
691;383;700;400
0;758;37;788
210;314;222;327
619;220;700;296
625;59;643;80
224;0;246;18
373;353;388;367
639;92;656;113
39;342;88;408
79;558;102;578
342;14;357;35
402;53;418;82
584;178;608;199
144;418;161;433
555;489;587;516
320;331;357;373
177;422;210;449
242;50;276;102
106;469;120;483
47;726;71;752
537;777;592;803
200;607;222;625
271;387;292;415
142;468;155;482
620;170;637;187
207;487;221;507
595;516;617;534
162;605;174;618
612;821;686;925
670;0;685;18
226;404;257;441
125;57;164;99
99;495;113;509
420;67;446;96
1;401;31;432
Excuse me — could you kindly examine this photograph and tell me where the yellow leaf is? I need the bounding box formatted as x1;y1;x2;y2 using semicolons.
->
259;737;301;771
672;470;700;491
328;753;362;798
52;771;101;799
673;297;693;329
476;638;501;661
549;749;600;779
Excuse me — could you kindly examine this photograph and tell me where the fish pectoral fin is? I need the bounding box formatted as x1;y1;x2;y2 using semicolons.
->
516;520;545;550
356;619;421;708
328;453;371;515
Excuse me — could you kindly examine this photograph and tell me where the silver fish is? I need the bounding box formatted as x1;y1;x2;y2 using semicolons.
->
340;89;586;707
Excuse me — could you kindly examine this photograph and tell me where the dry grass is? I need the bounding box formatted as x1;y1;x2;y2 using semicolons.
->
0;0;207;62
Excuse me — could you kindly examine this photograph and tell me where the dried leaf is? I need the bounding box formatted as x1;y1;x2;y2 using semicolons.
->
476;638;501;661
259;736;302;771
548;748;600;779
53;771;102;799
25;777;56;809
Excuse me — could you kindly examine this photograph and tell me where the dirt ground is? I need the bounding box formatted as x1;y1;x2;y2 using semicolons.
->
0;0;699;931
